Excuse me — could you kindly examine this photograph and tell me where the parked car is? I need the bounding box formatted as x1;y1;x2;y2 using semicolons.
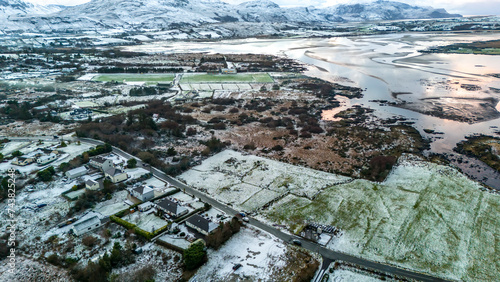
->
242;217;249;223
232;263;242;271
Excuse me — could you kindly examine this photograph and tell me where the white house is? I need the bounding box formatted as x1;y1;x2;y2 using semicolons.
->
65;166;88;179
130;185;155;202
71;215;103;236
85;179;102;190
104;167;128;183
37;153;58;165
186;214;218;236
156;198;188;218
89;156;113;172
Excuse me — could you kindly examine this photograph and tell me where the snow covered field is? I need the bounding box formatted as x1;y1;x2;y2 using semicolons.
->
265;154;500;281
178;150;350;211
122;212;169;233
179;151;499;281
93;191;130;217
327;269;383;282
194;227;287;281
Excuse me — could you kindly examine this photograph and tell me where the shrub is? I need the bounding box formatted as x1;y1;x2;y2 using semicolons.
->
82;235;99;248
127;158;137;168
183;241;207;270
11;150;23;157
47;254;60;266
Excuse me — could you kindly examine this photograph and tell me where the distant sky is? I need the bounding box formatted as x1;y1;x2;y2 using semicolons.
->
24;0;500;16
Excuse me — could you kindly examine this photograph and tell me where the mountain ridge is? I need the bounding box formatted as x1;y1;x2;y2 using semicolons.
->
0;0;462;34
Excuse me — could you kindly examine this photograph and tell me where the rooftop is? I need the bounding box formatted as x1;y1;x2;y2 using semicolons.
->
132;185;154;195
186;214;218;233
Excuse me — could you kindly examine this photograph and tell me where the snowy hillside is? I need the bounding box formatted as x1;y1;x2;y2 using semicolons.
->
327;0;462;22
0;0;462;34
0;0;61;17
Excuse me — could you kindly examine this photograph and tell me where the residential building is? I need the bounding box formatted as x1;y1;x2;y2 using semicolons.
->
89;156;113;172
104;167;128;183
156;198;188;218
65;166;88;179
85;179;102;190
186;214;218;236
130;185;155;202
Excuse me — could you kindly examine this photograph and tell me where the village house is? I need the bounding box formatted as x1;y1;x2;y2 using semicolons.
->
85;179;102;190
89;156;114;172
65;166;88;179
130;185;155;202
186;214;218;236
104;167;128;183
156;198;188;218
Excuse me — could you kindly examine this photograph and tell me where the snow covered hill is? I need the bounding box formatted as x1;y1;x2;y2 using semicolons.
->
0;0;462;34
0;0;61;17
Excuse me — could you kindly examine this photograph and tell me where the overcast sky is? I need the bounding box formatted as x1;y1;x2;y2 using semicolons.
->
25;0;500;16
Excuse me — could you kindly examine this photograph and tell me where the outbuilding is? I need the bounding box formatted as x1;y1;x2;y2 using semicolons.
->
71;215;103;236
65;166;88;179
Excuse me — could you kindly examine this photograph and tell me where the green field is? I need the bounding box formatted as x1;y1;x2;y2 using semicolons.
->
180;73;274;84
93;73;175;83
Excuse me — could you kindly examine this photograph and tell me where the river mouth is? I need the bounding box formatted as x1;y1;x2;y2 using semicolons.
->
121;32;500;188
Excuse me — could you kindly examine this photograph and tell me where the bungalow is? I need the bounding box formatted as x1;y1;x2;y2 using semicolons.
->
37;153;58;165
104;168;128;183
89;156;113;172
65;166;88;179
12;156;36;166
156;198;188;218
71;215;105;236
130;185;155;202
186;214;218;236
85;179;102;190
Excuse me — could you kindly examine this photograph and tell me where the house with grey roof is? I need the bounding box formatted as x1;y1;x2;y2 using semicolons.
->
156;198;188;218
186;214;218;236
89;156;113;172
85;179;102;190
130;185;155;202
104;167;128;183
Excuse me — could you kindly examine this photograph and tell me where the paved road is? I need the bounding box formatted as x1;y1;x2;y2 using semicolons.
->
5;136;452;282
